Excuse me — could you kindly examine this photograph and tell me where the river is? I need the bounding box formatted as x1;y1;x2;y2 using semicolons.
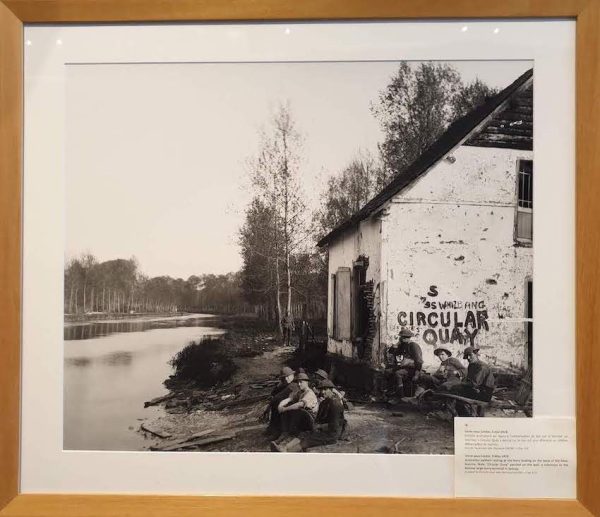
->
63;314;225;451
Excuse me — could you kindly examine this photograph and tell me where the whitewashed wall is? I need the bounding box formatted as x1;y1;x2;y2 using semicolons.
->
327;217;381;359
380;145;533;371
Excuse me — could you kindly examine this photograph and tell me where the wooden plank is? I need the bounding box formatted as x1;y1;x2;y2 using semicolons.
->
576;3;600;516
0;2;21;510
430;392;490;407
151;433;235;452
1;0;588;23
143;393;176;408
148;429;216;451
140;424;172;439
210;393;269;411
0;495;593;517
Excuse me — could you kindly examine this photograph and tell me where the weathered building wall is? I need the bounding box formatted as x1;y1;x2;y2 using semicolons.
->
327;216;381;360
379;145;533;372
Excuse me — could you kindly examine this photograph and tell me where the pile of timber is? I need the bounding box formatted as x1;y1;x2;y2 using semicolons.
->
360;280;377;360
148;423;266;452
149;429;235;452
143;383;271;414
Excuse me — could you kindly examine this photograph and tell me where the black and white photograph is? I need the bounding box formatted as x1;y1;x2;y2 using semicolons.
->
64;59;534;454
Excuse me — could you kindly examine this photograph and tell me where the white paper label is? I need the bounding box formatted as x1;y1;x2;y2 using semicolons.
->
454;417;576;498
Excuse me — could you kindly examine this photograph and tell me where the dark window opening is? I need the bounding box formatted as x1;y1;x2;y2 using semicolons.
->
516;159;533;242
518;159;533;209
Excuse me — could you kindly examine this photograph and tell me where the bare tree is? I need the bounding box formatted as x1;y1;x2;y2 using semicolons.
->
246;103;309;333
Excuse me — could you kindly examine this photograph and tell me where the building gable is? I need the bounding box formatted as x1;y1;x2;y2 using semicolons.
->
317;68;533;248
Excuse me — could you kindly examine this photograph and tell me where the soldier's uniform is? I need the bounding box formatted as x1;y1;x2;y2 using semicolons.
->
418;348;467;391
265;367;298;438
301;394;346;449
281;374;319;435
449;347;496;416
384;328;423;396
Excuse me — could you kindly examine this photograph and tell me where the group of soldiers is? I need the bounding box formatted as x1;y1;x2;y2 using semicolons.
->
262;327;495;453
381;327;496;416
263;367;347;453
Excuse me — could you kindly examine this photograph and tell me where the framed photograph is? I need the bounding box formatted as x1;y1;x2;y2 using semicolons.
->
0;1;598;516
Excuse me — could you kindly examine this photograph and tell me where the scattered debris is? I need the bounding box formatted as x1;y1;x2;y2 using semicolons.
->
140;423;172;439
182;429;216;442
210;393;269;411
144;393;176;408
393;437;409;453
151;433;235;452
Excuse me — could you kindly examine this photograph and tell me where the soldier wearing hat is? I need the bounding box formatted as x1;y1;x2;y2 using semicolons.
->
272;379;346;453
313;368;349;408
449;346;496;416
382;327;424;397
263;366;299;439
314;369;329;381
417;347;467;392
273;372;319;443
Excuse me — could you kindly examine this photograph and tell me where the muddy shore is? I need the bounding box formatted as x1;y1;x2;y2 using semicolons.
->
136;320;528;454
135;321;457;455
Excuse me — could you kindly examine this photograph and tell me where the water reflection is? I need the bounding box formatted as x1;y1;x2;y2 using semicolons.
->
102;351;133;366
64;315;225;451
64;314;218;341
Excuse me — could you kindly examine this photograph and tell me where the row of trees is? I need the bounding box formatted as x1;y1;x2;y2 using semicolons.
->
64;255;253;315
238;62;498;332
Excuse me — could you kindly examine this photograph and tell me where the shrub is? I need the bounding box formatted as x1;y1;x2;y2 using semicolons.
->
168;338;237;388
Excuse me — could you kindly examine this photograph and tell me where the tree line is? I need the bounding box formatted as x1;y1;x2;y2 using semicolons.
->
64;254;254;316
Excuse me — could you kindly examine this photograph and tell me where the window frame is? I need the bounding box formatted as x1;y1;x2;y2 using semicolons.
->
515;157;533;244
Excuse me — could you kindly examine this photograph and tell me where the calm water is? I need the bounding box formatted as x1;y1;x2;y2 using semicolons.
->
63;314;225;451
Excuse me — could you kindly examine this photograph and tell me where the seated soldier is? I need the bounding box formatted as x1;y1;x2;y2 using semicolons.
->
418;347;467;392
449;346;496;416
272;379;346;452
379;328;423;397
270;372;318;449
314;368;346;403
263;366;298;439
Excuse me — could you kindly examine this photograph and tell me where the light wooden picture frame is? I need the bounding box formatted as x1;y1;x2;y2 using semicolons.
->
0;1;598;515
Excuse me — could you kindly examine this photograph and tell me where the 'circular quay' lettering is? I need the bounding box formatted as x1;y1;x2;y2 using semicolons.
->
397;285;489;346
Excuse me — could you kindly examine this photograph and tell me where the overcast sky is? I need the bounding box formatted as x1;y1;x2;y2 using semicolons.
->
66;60;531;278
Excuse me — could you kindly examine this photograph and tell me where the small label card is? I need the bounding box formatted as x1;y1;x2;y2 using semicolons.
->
454;417;576;498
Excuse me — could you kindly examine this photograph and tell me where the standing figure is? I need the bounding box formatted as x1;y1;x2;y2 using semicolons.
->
281;311;295;347
297;319;313;354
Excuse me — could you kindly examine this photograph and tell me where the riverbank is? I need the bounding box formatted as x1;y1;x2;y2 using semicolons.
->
137;319;530;454
135;321;457;455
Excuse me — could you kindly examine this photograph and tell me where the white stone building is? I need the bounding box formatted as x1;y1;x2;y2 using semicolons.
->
317;69;533;383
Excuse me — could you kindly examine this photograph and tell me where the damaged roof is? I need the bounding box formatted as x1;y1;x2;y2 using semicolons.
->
317;68;533;248
464;83;532;150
